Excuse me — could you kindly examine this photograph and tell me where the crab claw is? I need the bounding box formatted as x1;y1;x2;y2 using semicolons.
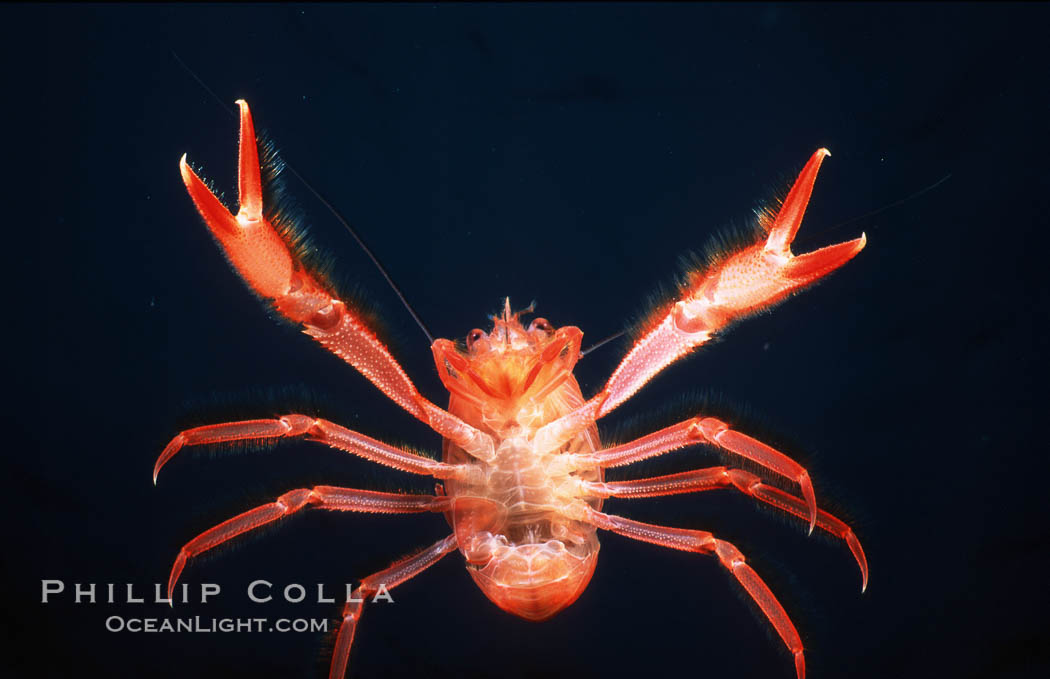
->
178;101;296;301
680;149;866;331
669;149;866;534
764;148;867;288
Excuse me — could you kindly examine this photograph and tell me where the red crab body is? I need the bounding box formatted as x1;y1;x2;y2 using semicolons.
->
437;302;602;621
156;100;869;679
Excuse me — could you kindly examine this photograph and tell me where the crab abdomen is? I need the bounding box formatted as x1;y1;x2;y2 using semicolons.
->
442;376;603;620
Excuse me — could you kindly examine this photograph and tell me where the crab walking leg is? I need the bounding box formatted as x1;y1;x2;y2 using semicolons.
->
153;415;474;483
582;467;868;591
582;507;807;679
165;487;448;600
179;100;494;462
535;150;864;467
581;416;818;533
329;534;458;679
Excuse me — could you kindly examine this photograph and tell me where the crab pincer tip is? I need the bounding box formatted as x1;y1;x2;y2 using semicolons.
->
178;154;192;180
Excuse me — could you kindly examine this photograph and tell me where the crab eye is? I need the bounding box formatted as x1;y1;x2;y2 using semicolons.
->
466;329;486;350
529;318;554;335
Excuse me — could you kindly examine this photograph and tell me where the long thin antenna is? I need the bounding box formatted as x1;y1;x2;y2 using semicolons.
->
580;330;626;358
172;51;436;346
830;173;952;231
796;171;952;248
282;164;436;345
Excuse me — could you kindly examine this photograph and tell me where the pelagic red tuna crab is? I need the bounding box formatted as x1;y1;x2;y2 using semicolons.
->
155;100;867;679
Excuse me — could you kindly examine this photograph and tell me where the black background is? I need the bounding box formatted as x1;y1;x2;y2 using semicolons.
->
7;4;1047;678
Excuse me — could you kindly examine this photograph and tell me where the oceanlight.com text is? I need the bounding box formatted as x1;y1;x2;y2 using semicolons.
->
105;615;329;633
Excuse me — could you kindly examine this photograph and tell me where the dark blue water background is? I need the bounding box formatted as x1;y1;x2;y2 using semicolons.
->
7;4;1046;678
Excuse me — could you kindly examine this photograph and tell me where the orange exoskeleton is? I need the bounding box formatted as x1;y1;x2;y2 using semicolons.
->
156;100;867;679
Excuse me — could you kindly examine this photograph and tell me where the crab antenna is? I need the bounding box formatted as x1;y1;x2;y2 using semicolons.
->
795;171;951;248
580;330;626;358
172;51;436;346
283;164;436;345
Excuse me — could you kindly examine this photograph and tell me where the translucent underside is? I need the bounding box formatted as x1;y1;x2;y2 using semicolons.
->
442;358;603;621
